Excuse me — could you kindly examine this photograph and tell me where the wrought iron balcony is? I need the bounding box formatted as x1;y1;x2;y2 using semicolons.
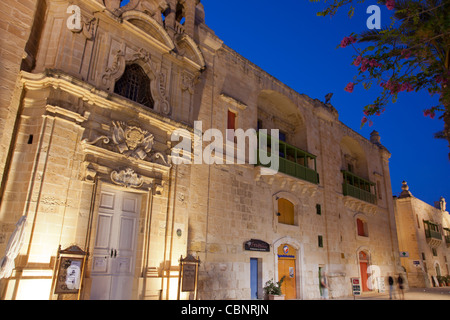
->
256;132;319;185
342;170;377;205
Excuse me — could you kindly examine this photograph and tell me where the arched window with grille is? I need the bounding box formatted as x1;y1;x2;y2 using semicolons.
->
114;64;154;109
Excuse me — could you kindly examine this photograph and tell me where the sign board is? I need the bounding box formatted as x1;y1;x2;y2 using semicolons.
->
55;257;83;294
178;255;200;300
399;251;409;258
412;260;421;266
53;245;87;297
181;263;197;292
351;277;361;296
244;239;270;252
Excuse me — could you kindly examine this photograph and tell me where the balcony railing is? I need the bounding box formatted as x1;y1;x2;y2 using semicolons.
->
342;170;377;205
256;132;319;185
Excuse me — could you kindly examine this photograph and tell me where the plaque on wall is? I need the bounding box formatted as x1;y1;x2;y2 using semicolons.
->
244;239;270;252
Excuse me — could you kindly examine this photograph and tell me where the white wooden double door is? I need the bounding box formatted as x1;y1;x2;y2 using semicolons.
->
90;187;141;300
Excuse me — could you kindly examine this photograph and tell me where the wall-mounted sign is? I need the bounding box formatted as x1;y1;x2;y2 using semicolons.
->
277;244;296;259
399;251;409;258
351;277;361;296
244;239;270;252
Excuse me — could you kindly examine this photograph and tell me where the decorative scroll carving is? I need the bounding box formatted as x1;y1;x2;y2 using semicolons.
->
158;68;171;115
111;168;144;188
102;50;126;87
83;135;110;146
181;72;195;94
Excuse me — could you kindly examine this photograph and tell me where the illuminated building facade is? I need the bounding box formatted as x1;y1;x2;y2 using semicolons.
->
0;0;402;300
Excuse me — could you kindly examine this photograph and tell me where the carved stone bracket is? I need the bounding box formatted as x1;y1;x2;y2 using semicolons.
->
343;197;377;215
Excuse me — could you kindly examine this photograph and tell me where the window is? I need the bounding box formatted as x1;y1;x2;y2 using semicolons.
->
316;204;322;215
114;64;154;109
279;131;286;157
376;181;382;200
176;2;185;24
357;218;368;237
277;198;294;225
318;235;323;248
257;119;263;131
227;110;237;142
347;163;354;173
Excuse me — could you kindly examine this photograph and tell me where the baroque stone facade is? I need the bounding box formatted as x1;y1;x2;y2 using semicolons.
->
394;182;450;288
0;0;402;300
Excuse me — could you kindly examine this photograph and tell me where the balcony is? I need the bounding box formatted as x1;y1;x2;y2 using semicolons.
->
342;170;377;205
256;132;319;185
444;228;450;248
424;220;442;248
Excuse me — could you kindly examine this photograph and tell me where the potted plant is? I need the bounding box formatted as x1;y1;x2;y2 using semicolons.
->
445;275;450;287
437;276;445;287
264;276;285;300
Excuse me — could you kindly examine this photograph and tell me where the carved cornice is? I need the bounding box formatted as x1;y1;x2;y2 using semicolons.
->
19;70;188;134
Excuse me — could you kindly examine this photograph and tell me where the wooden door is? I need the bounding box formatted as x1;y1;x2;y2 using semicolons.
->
278;259;296;299
90;188;141;300
360;262;369;292
277;244;297;300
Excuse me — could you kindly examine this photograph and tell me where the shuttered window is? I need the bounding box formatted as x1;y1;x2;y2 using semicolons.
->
278;198;295;225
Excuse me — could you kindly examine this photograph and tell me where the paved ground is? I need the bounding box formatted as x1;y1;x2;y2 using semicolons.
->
337;287;450;300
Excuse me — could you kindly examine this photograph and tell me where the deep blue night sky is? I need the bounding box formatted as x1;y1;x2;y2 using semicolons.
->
203;0;449;207
122;0;449;206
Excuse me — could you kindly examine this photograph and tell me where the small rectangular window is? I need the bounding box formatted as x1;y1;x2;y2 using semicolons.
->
227;110;237;142
257;119;263;131
377;181;382;200
318;235;323;248
316;204;322;215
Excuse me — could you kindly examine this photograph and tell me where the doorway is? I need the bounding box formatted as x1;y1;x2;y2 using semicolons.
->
250;258;262;299
359;251;370;292
277;244;297;300
90;187;142;300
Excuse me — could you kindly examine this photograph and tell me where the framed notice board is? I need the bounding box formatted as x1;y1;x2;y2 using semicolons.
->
52;245;88;299
177;254;200;300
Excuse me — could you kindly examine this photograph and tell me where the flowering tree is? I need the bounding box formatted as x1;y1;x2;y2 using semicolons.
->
311;0;450;157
